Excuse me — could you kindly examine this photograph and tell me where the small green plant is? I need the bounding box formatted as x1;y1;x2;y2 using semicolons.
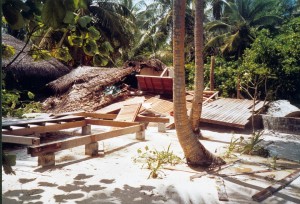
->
242;130;264;155
224;136;244;158
133;144;182;179
270;155;278;169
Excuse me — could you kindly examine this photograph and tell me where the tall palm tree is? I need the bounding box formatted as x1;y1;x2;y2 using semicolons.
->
173;0;224;166
189;0;205;135
205;0;282;59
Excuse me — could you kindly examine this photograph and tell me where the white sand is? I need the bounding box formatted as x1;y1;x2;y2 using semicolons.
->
2;125;300;204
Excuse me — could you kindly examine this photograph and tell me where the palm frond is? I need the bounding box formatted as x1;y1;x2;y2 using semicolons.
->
204;32;230;52
206;21;231;32
248;0;276;20
251;15;283;27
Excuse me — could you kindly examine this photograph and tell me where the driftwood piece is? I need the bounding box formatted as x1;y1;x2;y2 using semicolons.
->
190;159;241;181
216;177;229;201
252;168;300;202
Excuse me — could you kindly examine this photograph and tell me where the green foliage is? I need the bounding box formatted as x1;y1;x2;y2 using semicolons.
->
241;131;264;155
83;40;98;56
52;47;73;62
2;0;26;30
204;57;239;97
93;54;109;66
224;136;243;158
223;131;269;157
239;18;300;100
134;144;182;179
29;45;52;61
2;44;15;58
185;63;195;90
42;0;66;28
78;16;92;28
2;78;42;118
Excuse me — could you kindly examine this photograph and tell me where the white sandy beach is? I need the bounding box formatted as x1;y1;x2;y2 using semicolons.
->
2;124;300;204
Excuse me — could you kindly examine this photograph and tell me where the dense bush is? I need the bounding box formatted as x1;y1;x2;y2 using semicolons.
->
239;18;300;101
201;17;300;101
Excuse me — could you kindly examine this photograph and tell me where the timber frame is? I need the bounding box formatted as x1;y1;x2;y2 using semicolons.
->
2;112;169;167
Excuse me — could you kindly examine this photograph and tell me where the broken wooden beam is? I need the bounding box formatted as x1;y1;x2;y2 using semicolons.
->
76;112;117;120
3;121;86;136
86;119;139;127
2;116;85;129
27;124;144;156
252;168;300;202
2;134;40;145
136;115;169;123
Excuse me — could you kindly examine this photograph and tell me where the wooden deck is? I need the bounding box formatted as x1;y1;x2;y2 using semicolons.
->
201;98;266;128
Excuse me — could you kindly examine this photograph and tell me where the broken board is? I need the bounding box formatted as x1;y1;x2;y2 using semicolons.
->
111;103;142;130
115;103;142;122
96;96;145;114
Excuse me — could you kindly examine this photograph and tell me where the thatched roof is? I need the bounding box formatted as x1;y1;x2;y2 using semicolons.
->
2;34;71;91
124;59;166;72
43;66;136;113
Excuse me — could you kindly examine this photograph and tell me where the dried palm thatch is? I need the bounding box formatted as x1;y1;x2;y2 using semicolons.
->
43;66;136;113
2;34;71;91
123;59;166;72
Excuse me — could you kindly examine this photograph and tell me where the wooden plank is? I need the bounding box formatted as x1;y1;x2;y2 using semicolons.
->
86;119;139;127
216;177;229;201
51;111;86;118
136;116;169;123
252;168;300;202
112;103;141;130
203;91;219;105
2;134;40;145
96;96;145;114
160;68;168;77
75;112;117;120
27;124;144;156
2;120;86;136
144;97;174;115
200;118;245;129
2;116;85;129
115;103;142;122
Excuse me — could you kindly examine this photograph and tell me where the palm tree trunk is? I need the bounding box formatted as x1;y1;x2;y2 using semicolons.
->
210;55;215;91
173;0;225;166
189;0;204;135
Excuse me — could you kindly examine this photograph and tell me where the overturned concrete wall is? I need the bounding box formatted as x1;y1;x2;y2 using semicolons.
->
262;115;300;135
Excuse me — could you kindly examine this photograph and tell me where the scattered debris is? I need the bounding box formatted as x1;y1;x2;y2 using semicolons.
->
216;177;229;201
252;168;300;202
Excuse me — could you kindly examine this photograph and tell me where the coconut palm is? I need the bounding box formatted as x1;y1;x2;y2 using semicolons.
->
173;0;224;166
132;0;194;59
116;0;147;14
205;0;282;59
189;0;205;135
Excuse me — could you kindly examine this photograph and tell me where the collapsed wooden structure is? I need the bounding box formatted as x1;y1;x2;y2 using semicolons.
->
2;110;169;167
201;98;267;128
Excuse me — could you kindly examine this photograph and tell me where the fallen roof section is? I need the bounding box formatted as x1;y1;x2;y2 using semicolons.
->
201;98;267;129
